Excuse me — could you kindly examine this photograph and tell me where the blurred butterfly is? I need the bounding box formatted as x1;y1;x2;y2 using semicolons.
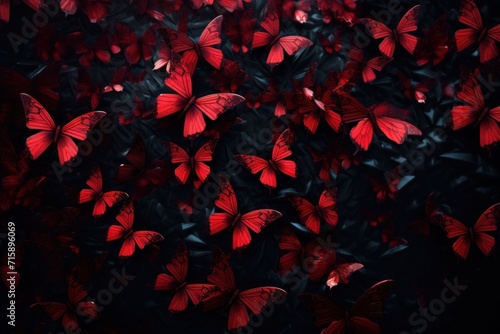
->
317;30;342;54
112;24;156;64
116;134;168;195
344;47;392;84
455;0;500;63
60;0;111;23
317;0;357;25
208;175;282;250
234;129;298;189
362;5;420;57
76;68;102;110
21;93;106;165
398;71;435;104
153;40;172;71
261;78;289;117
203;247;287;331
210;59;248;93
450;71;500;148
154;242;217;312
224;9;256;53
287;188;338;234
168;139;218;189
79;164;128;217
339;92;422;151
414;14;450;66
0;0;41;23
31;275;98;332
434;203;500;260
300;279;395;334
252;12;313;67
74;32;111;69
159;15;224;75
106;201;164;257
155;60;244;138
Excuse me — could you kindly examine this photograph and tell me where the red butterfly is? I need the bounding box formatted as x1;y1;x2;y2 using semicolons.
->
287;189;338;234
414;15;450;66
59;0;111;23
224;9;256;53
79;165;128;217
106;200;164;257
154;242;217;312
116;133;169;193
155;60;245;138
362;5;421;58
345;47;392;83
278;227;331;275
339;92;422;151
21;93;106;165
153;40;172;70
160;15;224;75
252;12;313;67
450;71;500;148
203;247;287;331
112;24;156;64
398;71;435;104
74;32;111;69
168;139;218;189
297;85;342;134
455;0;500;63
208;175;282;250
267;0;311;24
300;279;395;334
261;78;289;117
434;204;500;260
31;275;98;332
210;59;248;93
317;30;342;54
103;66;129;93
76;68;102;110
34;26;82;63
234;129;298;189
317;0;357;25
133;0;166;21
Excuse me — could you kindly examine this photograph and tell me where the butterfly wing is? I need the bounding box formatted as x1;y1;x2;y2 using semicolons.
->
169;142;191;184
395;5;420;54
473;203;500;256
287;195;319;234
234;209;282;249
209;176;238;235
198;15;224;69
434;214;470;259
318;188;339;228
349;279;395;332
192;139;218;184
300;293;345;331
326;262;364;288
350;118;374;151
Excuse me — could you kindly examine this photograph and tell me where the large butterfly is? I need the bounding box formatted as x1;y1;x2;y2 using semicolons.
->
234;129;298;189
159;15;224;75
155;60;245;138
455;0;500;63
434;203;500;260
450;71;500;148
154;242;217;312
344;47;392;84
208;175;282;250
169;139;218;189
362;5;420;57
21;93;106;165
252;12;313;67
300;279;395;334
287;188;338;234
31;275;98;332
78;165;128;217
339;92;422;151
106;201;164;258
204;247;287;331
